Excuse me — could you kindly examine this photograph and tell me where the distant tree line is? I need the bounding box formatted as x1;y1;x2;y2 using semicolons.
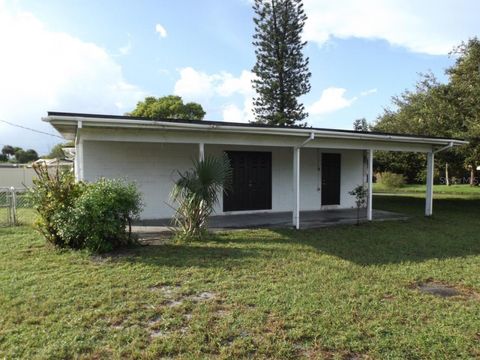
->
360;38;480;185
1;145;39;164
0;142;75;164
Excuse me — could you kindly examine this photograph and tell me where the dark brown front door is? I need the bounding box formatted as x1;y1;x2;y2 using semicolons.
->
321;153;341;205
223;151;272;211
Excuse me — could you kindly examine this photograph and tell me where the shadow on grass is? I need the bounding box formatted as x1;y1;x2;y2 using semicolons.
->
106;242;260;269
106;196;480;268
213;196;480;266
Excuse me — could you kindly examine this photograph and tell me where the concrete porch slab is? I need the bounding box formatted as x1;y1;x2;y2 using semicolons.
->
133;208;407;235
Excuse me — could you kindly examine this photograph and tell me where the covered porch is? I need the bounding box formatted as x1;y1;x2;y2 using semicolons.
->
134;207;408;231
44;112;467;229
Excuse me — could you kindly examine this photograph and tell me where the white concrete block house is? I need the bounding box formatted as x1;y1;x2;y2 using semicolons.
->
44;112;466;229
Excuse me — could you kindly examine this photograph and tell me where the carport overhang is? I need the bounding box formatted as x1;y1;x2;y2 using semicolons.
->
43;112;468;228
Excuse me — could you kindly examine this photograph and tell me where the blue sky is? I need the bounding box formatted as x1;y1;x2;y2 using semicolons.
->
0;0;479;153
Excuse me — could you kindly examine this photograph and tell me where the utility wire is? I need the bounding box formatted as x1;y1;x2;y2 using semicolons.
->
0;119;63;139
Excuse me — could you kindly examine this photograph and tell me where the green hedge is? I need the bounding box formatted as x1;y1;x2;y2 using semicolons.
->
30;165;142;253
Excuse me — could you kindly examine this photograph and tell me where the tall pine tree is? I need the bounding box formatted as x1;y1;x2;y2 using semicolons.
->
252;0;311;126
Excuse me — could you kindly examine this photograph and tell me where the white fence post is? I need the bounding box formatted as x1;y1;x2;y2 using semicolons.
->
10;187;17;226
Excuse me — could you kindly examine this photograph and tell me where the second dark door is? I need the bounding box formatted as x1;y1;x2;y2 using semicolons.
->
223;151;272;211
321;153;341;206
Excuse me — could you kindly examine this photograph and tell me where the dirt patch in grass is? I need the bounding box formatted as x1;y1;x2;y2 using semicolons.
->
298;344;370;360
412;279;480;300
148;283;217;305
144;285;220;338
190;291;216;302
148;283;181;295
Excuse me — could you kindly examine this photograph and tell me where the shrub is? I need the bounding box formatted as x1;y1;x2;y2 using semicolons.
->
30;164;142;253
171;155;232;241
415;168;441;184
376;172;406;189
348;185;367;225
61;179;143;253
30;163;84;248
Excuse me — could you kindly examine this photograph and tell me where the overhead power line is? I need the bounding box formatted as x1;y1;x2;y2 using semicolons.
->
0;119;63;139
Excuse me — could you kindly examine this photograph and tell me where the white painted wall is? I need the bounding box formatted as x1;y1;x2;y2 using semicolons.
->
82;141;364;220
83;141;197;219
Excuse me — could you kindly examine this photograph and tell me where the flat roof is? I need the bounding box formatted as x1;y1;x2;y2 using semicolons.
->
47;111;465;142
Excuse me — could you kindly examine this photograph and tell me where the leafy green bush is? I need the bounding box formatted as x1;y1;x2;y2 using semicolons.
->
30;164;142;253
415;168;441;184
30;163;84;248
61;179;143;253
376;172;406;189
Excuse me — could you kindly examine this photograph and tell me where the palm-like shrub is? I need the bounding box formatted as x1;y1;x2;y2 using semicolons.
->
171;155;232;240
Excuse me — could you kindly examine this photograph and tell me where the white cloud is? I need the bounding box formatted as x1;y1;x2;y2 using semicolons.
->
0;3;144;153
118;34;132;55
360;88;377;96
309;87;357;115
303;0;480;55
222;96;255;124
223;104;245;123
217;70;255;97
174;67;218;100
173;67;255;122
155;23;168;38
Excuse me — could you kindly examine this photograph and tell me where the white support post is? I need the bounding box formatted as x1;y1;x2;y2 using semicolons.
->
74;121;84;181
292;147;300;229
367;149;373;221
199;142;205;162
74;136;80;181
77;138;84;181
425;151;434;216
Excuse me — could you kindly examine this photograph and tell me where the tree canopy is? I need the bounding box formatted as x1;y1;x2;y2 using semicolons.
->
1;145;39;163
373;38;480;184
251;0;311;126
129;96;206;120
15;149;39;163
2;145;15;157
353;118;370;132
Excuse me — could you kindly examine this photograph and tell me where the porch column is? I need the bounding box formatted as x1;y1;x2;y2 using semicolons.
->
74;139;79;181
425;151;434;216
292;147;300;229
74;121;84;181
367;149;373;221
199;142;205;161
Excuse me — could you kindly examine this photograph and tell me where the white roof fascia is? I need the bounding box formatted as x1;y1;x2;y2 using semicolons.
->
43;115;468;147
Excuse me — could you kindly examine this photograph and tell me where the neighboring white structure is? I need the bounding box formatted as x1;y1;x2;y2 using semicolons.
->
44;112;467;229
0;164;36;188
0;159;73;189
31;158;73;168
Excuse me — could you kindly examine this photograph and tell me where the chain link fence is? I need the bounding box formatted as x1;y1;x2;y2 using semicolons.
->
0;187;34;227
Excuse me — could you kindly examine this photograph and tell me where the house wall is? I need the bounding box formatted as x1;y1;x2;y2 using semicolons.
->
83;141;196;219
82;140;364;219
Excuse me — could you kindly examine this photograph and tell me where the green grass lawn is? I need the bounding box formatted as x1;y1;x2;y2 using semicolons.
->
1;195;480;359
0;207;36;226
374;183;480;196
